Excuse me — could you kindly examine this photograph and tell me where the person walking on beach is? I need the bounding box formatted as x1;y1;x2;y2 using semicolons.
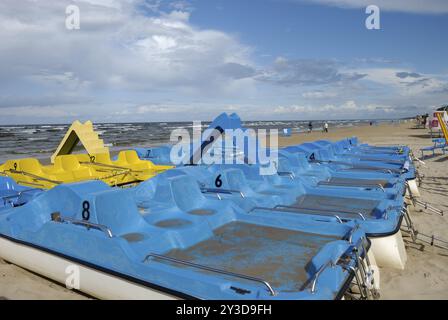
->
323;121;329;133
308;121;313;133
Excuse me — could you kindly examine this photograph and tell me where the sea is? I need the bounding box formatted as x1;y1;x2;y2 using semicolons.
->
0;119;402;163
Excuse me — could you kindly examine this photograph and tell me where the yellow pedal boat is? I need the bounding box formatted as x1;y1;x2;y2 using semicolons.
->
0;150;173;189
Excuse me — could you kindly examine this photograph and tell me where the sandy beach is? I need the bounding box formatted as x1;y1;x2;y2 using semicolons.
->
1;121;447;299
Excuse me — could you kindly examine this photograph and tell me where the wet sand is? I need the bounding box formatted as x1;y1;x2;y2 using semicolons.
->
1;121;448;299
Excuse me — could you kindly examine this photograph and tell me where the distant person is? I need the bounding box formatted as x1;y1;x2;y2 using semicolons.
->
308;121;313;133
323;122;329;133
422;113;429;127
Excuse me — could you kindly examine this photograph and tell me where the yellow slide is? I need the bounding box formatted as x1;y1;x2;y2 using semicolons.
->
435;111;448;143
50;120;109;164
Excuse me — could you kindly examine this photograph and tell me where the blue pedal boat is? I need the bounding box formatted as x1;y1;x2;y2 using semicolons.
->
284;143;415;181
276;150;406;198
130;113;410;270
347;137;411;156
134;145;173;166
0;176;377;300
311;139;410;164
163;163;409;270
0;176;42;209
133;142;408;201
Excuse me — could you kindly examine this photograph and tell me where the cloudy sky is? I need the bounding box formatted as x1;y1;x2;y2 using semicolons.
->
0;0;447;124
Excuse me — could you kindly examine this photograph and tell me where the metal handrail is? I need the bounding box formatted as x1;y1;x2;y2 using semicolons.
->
357;213;366;221
358;145;403;150
317;181;385;192
143;253;276;296
274;205;368;217
314;159;394;170
79;161;145;173
200;188;245;198
309;234;370;295
350;166;400;174
325;161;399;174
6;169;62;184
80;161;131;171
1;188;41;200
360;148;401;154
277;171;295;179
346;225;360;244
96;170;134;181
16;180;45;188
354;156;405;164
249;206;344;223
309;260;334;294
309;233;375;299
52;214;113;238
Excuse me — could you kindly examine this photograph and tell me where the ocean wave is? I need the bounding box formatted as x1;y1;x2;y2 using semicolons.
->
27;137;48;141
0;119;392;162
20;129;38;134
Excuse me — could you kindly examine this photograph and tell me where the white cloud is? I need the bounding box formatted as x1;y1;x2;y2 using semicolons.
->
302;90;338;99
299;0;448;14
0;106;80;118
0;0;446;123
357;68;448;95
272;100;401;119
0;1;254;101
256;57;366;86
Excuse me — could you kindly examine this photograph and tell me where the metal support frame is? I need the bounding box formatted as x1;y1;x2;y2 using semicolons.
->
415;232;448;251
413;199;444;216
401;206;417;242
345;236;378;300
406;185;444;216
400;205;448;251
